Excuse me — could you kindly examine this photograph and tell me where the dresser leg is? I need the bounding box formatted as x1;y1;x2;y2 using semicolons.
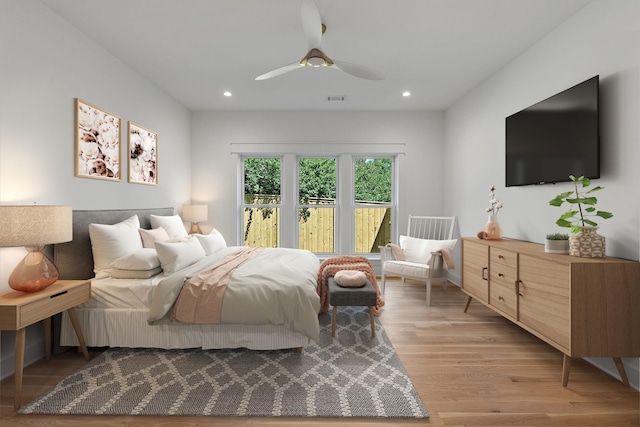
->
14;328;25;410
613;357;630;387
463;295;472;313
562;354;572;387
67;307;90;361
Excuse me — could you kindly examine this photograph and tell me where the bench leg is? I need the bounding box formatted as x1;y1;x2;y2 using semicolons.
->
331;306;337;337
369;306;376;337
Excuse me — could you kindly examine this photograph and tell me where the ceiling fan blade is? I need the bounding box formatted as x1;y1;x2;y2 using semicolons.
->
301;0;322;50
332;59;385;80
255;62;302;81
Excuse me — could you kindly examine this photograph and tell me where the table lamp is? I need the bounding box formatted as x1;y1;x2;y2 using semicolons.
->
0;205;72;292
182;204;208;234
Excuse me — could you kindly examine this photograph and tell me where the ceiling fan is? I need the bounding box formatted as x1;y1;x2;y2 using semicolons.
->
255;0;384;81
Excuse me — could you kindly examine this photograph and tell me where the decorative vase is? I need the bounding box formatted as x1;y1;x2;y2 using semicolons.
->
545;239;569;254
483;215;503;240
569;226;605;258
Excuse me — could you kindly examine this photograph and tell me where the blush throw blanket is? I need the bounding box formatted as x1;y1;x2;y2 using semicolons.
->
148;247;321;341
317;256;385;316
171;247;263;323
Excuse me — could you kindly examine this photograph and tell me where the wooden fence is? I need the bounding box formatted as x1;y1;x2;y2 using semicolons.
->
243;200;390;253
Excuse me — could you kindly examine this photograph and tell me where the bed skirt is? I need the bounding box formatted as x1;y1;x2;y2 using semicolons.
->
60;308;312;350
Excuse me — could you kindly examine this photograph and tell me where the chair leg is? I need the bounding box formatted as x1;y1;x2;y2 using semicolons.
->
463;295;472;312
426;279;432;306
381;273;386;294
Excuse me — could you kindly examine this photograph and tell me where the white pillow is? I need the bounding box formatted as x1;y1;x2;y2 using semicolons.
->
399;235;457;264
194;229;227;255
139;227;170;248
89;215;143;279
155;235;205;275
149;214;188;238
110;248;161;270
111;267;162;279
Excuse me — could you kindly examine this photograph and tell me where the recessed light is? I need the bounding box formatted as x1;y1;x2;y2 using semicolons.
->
402;91;411;97
223;91;232;97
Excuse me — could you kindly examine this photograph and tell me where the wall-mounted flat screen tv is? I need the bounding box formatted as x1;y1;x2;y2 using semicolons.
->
505;75;599;187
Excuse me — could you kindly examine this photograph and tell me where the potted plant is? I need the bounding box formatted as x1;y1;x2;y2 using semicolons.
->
544;232;570;254
548;175;613;257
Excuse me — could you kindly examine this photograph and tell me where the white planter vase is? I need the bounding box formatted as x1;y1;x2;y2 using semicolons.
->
569;226;605;258
545;239;569;254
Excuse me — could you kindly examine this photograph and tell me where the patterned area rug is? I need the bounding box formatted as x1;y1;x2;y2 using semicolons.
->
19;306;428;418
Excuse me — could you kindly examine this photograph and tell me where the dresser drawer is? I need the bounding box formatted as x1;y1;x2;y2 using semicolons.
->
490;248;517;269
489;281;517;319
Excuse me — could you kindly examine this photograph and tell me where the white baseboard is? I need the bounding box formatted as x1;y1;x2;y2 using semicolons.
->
584;357;640;391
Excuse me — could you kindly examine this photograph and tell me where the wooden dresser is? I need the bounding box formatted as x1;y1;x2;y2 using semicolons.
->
461;237;640;387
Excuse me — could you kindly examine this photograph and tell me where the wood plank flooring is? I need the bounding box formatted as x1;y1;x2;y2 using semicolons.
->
1;280;638;426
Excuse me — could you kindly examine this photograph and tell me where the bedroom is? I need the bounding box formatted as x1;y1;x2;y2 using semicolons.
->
0;0;638;421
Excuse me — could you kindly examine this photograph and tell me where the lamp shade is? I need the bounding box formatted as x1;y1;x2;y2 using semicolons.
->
182;205;208;223
0;205;73;292
0;205;73;247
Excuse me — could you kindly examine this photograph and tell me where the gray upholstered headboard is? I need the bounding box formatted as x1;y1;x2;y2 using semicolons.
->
53;207;174;280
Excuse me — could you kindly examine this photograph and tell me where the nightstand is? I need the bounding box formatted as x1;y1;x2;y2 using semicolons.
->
0;280;91;410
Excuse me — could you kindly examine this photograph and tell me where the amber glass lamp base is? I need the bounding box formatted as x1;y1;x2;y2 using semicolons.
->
8;246;59;293
189;223;203;235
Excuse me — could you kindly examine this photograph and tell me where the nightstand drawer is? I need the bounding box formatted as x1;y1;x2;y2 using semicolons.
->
19;281;91;328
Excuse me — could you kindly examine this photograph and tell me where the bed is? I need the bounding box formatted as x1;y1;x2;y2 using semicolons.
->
55;207;321;350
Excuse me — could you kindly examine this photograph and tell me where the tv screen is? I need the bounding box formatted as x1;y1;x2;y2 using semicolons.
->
505;76;599;187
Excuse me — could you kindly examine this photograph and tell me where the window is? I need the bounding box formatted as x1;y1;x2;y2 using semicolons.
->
241;153;396;256
354;158;393;254
242;157;281;248
298;157;336;253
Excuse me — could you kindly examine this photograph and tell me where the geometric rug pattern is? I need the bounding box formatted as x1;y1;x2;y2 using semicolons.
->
19;306;428;418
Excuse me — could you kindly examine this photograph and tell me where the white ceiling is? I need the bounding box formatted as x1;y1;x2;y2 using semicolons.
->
40;0;592;112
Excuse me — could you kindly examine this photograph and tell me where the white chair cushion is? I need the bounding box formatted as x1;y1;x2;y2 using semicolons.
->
383;260;430;279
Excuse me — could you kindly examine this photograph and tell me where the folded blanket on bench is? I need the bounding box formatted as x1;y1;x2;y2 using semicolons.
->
317;256;385;316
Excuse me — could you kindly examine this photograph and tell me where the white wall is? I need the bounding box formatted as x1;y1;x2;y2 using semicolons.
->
0;0;192;379
444;0;639;389
190;110;450;246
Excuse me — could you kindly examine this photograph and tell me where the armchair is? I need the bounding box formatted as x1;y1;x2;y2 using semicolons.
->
380;216;456;305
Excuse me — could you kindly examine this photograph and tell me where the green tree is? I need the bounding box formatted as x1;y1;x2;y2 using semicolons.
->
354;158;391;203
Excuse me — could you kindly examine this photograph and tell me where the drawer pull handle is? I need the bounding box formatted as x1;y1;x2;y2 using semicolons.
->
498;273;504;278
50;291;68;299
498;296;504;301
498;255;504;259
515;280;521;296
482;267;488;281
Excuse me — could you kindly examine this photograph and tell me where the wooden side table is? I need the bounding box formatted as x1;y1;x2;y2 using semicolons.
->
0;280;91;410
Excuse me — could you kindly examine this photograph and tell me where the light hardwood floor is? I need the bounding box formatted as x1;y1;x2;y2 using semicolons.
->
1;280;638;426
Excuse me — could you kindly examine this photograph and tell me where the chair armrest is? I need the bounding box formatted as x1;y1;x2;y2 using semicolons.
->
378;245;395;264
428;251;446;277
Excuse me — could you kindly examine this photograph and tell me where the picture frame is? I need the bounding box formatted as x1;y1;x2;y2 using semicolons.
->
127;121;158;185
75;98;122;181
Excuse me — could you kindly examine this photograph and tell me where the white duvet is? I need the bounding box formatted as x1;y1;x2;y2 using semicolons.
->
147;247;321;341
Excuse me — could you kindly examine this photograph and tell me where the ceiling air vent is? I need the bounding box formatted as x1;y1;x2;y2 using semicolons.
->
326;95;347;102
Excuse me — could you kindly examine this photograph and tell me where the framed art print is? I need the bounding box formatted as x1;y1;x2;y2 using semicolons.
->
128;121;157;185
75;98;121;181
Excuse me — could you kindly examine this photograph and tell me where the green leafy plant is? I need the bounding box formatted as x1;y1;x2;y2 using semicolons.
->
549;175;613;234
546;232;569;240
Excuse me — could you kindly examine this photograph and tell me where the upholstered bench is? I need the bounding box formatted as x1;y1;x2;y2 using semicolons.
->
328;277;377;338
